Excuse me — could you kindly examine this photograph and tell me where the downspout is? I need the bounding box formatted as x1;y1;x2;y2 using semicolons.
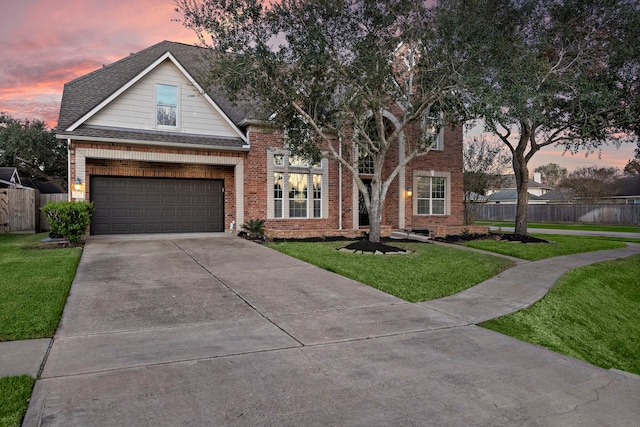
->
338;136;343;230
67;138;72;202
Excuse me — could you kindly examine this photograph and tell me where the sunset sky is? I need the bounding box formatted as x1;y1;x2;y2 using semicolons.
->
0;0;635;172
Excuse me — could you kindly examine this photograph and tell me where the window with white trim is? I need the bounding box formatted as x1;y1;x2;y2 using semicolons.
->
269;151;325;219
422;115;444;150
415;173;449;215
156;83;178;127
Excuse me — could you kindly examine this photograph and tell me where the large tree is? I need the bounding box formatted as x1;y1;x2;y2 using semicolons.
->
0;113;67;190
558;166;623;200
177;0;465;242
624;142;640;176
439;0;640;235
462;136;510;225
534;163;567;187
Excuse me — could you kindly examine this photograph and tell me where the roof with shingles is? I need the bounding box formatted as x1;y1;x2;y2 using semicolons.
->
57;41;257;148
0;167;20;184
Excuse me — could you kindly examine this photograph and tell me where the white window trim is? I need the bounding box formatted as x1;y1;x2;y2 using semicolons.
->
155;82;180;130
267;149;328;219
413;170;451;216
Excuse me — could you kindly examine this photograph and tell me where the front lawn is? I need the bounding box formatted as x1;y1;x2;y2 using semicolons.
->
481;255;640;375
267;241;514;302
464;234;627;261
0;233;82;341
0;375;34;427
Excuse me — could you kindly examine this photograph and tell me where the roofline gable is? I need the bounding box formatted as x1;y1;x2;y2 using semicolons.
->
66;51;247;143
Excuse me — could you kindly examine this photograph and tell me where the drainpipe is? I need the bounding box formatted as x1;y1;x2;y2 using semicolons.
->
338;136;343;230
67;139;72;202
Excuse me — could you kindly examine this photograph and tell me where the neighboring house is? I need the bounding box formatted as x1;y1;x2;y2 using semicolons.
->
538;187;576;204
486;173;554;198
485;189;546;205
611;176;640;204
0;167;23;188
20;178;66;194
57;41;465;237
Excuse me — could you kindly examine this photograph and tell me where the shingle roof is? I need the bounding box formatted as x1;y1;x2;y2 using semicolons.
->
494;174;554;190
614;176;640;197
488;189;543;202
57;41;258;146
0;167;20;184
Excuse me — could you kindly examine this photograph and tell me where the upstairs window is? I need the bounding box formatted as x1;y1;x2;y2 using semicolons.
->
358;116;395;174
156;84;178;127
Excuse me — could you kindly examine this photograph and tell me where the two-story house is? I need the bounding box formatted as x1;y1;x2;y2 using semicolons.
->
57;41;466;238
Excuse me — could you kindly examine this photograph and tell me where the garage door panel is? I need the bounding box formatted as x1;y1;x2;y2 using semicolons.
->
90;176;224;235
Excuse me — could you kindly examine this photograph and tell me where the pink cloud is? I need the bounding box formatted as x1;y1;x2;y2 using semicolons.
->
0;0;199;127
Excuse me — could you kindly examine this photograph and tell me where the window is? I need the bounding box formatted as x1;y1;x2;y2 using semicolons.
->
156;84;178;127
274;172;283;218
358;117;395;174
288;173;308;217
269;151;325;219
417;176;447;215
422;115;444;150
313;174;322;218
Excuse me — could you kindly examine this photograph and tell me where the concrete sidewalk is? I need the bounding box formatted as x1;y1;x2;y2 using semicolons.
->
8;235;640;426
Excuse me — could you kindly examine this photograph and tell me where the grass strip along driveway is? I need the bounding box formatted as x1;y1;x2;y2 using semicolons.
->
268;241;514;302
0;233;82;427
482;254;640;376
0;234;82;341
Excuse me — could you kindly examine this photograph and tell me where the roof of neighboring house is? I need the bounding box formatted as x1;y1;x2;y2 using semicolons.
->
487;189;544;202
538;187;576;201
614;176;640;197
57;41;258;149
0;167;21;186
492;174;554;191
20;178;66;194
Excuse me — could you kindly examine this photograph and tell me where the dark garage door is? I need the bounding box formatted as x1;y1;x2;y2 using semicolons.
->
90;176;224;235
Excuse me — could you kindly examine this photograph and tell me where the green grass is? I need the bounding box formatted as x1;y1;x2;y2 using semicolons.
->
267;241;514;302
465;234;627;261
0;233;82;341
481;255;640;375
475;220;640;233
0;375;34;427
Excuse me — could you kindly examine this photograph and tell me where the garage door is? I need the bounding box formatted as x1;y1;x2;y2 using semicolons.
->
90;176;224;235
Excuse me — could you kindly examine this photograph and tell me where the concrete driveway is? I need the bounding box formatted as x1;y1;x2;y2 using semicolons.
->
24;234;640;426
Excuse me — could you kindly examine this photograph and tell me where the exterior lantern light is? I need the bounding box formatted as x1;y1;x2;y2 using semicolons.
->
406;187;412;197
73;177;83;192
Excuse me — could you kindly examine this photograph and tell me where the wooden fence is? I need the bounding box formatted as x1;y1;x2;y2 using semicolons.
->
0;188;37;233
476;203;640;225
0;189;68;233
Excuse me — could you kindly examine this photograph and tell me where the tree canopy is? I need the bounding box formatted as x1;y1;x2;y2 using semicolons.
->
534;163;567;187
177;0;467;242
624;143;640;176
0;113;67;190
559;166;623;199
462;137;510;224
440;0;640;234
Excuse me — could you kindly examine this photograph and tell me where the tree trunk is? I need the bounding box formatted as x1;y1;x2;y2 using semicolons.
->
367;180;383;243
513;153;529;236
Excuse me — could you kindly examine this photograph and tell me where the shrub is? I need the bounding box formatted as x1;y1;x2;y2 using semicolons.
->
41;201;95;244
241;219;266;238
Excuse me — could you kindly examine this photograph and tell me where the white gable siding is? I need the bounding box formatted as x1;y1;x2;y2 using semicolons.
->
86;60;239;138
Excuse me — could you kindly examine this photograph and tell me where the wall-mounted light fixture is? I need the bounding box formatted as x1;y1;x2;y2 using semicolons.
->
73;177;83;192
405;187;412;197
